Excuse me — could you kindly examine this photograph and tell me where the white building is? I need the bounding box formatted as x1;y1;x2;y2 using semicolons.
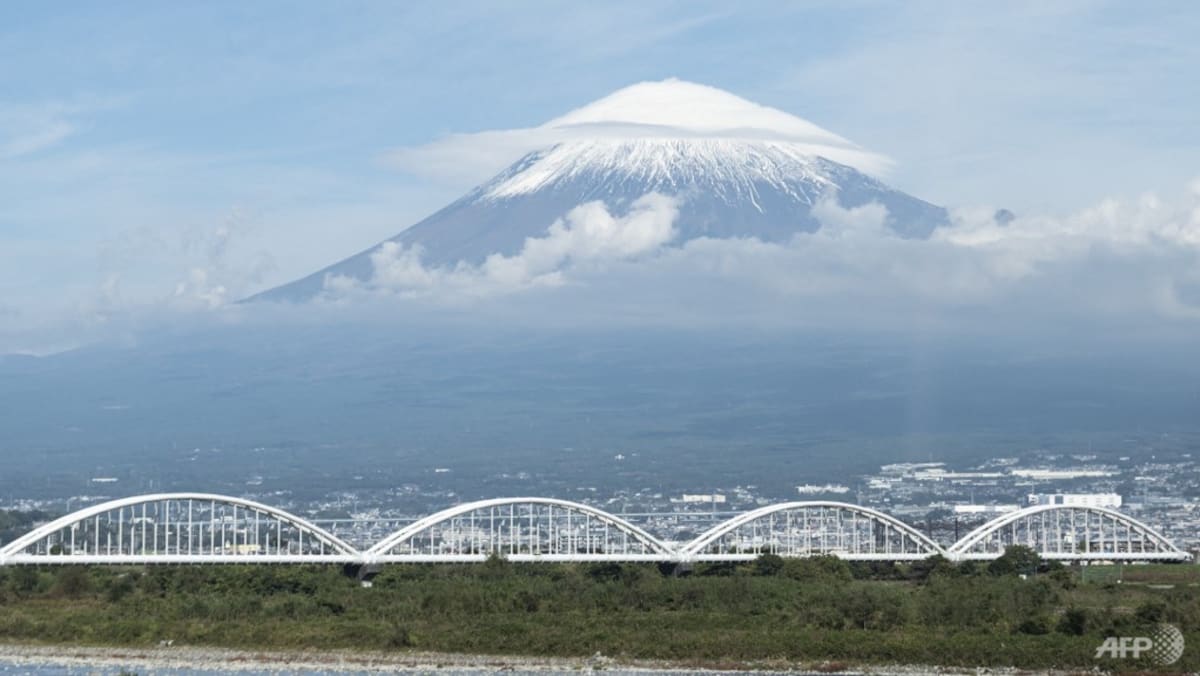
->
879;462;945;475
913;469;1005;481
1027;493;1122;508
796;484;850;495
677;494;726;504
953;504;1020;515
1011;469;1116;480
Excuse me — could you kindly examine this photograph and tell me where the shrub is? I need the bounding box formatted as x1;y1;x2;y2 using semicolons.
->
1135;599;1167;624
753;553;785;576
1057;607;1088;635
52;567;92;599
104;575;136;603
586;562;623;582
782;555;852;582
987;545;1042;577
1016;615;1052;635
907;554;954;582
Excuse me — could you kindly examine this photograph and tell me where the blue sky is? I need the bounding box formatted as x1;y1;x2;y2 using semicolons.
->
1;1;1199;348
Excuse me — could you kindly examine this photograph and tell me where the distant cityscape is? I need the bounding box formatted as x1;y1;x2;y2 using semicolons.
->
6;445;1197;558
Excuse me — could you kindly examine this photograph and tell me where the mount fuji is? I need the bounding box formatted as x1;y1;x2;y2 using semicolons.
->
252;79;948;302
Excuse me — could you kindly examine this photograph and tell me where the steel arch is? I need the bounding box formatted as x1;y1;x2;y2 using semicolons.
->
366;497;675;562
0;492;360;564
948;504;1190;561
681;501;947;561
1;494;1190;567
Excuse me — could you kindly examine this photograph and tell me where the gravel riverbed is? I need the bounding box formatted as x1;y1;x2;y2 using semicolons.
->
0;644;1105;675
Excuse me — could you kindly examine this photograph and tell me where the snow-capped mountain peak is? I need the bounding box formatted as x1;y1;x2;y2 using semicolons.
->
527;79;888;176
481;138;833;205
249;80;946;303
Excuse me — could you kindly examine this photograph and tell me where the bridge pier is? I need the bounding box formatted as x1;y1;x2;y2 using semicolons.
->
343;562;383;587
659;561;691;577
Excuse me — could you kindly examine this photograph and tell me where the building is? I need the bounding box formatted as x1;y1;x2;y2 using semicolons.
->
1027;493;1122;508
953;504;1019;515
1011;469;1116;480
913;469;1005;481
676;494;727;504
796;484;850;495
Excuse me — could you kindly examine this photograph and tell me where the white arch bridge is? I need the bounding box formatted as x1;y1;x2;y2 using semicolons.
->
0;494;1190;566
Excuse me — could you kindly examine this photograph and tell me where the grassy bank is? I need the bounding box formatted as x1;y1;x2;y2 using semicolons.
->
0;554;1197;672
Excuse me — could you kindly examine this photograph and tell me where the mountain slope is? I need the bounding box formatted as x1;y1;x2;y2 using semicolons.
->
251;81;948;303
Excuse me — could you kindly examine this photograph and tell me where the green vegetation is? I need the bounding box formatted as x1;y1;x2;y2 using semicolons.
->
0;510;50;546
0;549;1198;671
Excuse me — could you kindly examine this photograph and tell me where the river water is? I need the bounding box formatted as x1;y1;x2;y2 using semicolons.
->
0;666;820;676
0;661;816;676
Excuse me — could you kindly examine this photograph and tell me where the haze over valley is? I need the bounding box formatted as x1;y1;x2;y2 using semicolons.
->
3;76;1200;505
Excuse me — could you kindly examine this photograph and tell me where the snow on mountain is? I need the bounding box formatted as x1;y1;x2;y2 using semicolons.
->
250;79;948;303
480;139;835;201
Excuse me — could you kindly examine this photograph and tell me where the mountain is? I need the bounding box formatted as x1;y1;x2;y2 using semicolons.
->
251;80;948;303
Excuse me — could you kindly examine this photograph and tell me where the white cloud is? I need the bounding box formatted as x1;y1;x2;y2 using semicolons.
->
88;207;276;312
0;98;120;160
809;192;890;239
172;268;229;309
384;128;550;186
383;79;891;187
481;192;679;283
317;180;1200;334
6;181;1200;354
0;120;76;160
325;192;679;299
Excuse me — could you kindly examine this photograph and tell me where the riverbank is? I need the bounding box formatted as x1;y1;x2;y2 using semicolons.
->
0;643;616;673
0;643;1113;674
